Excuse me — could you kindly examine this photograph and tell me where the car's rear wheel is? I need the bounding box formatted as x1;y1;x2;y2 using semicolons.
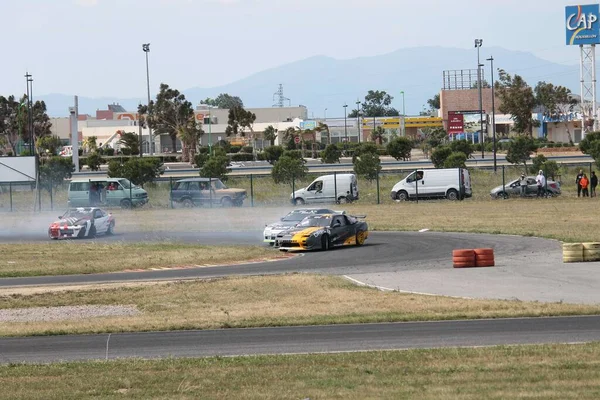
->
321;234;330;251
355;230;366;246
337;196;347;204
182;198;194;208
446;189;459;201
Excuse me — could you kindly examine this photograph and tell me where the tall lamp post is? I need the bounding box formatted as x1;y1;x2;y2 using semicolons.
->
355;100;361;143
487;55;497;172
343;104;348;142
142;43;153;155
25;72;34;155
474;38;484;158
324;108;327;120
400;90;406;137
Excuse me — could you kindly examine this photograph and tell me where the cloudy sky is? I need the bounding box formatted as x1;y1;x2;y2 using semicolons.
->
0;0;585;99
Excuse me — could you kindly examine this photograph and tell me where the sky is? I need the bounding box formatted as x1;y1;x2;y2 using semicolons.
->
0;0;587;100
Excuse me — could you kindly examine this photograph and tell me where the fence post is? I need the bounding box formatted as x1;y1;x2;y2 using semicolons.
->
38;179;41;212
9;182;13;212
376;171;380;205
129;183;132;207
250;174;254;207
170;177;173;209
292;175;295;205
415;169;419;204
209;177;213;208
544;165;548;198
334;171;338;204
502;165;505;196
50;179;53;211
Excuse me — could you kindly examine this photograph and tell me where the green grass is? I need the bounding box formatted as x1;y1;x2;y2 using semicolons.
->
2;343;600;399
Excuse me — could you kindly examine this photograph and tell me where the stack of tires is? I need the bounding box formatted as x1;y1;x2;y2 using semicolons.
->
452;248;495;268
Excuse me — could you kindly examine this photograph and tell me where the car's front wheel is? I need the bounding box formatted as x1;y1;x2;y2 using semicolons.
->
294;198;305;206
106;221;115;235
321;234;331;251
221;197;234;207
120;199;133;209
396;191;408;201
88;225;96;238
182;198;194;208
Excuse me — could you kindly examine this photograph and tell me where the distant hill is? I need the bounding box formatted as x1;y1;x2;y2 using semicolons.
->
39;46;579;118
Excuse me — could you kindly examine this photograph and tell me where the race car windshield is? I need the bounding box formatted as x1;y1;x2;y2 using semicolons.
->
63;210;91;219
297;216;332;227
283;212;316;222
118;179;133;189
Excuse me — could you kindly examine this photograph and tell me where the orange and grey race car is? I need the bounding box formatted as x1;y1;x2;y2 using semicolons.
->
275;213;368;251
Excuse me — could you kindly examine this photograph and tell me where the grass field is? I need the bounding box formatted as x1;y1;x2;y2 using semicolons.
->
2;343;600;399
0;243;275;277
1;275;598;337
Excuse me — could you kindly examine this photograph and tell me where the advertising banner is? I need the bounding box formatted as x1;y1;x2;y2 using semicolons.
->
566;4;600;45
447;112;464;134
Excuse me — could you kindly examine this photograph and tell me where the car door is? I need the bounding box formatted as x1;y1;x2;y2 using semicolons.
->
93;209;109;234
329;216;350;246
305;180;325;203
187;181;201;205
526;178;537;195
407;171;425;199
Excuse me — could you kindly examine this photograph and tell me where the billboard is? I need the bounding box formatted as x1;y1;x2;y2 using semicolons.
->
447;112;464;134
566;4;600;45
0;156;36;182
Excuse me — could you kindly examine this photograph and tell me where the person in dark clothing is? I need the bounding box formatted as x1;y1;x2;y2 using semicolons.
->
576;169;584;197
591;171;598;198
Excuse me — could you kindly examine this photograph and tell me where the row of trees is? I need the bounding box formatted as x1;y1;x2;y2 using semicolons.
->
0;95;52;156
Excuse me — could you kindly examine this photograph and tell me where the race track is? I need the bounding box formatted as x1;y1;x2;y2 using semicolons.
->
0;231;556;288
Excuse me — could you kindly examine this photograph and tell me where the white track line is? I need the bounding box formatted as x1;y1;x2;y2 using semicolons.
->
343;275;474;299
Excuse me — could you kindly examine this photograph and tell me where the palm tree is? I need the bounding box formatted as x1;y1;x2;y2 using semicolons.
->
263;125;277;146
82;136;98;154
315;122;330;145
371;126;385;145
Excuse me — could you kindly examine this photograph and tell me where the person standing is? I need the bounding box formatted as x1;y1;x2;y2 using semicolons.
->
591;171;598;198
581;174;590;197
519;174;528;197
576;169;584;197
536;170;546;198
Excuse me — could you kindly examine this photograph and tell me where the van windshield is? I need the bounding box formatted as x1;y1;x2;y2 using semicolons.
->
118;179;133;189
212;180;226;189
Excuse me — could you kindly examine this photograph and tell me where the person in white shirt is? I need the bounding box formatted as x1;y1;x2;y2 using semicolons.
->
519;174;528;197
536;170;546;197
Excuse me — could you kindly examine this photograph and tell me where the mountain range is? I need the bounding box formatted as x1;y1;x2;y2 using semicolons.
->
39;46;581;118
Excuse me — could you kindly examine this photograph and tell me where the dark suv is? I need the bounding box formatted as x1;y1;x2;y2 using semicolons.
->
170;178;247;207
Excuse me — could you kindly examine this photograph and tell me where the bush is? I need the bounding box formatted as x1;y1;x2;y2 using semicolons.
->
547;143;555;148
198;147;210;154
86;152;104;171
201;154;230;181
102;148;115;156
283;150;304;161
229;145;241;154
107;157;163;186
263;145;285;164
272;155;308;185
449;140;474;159
443;152;467;168
231;153;254;162
431;146;452;168
39;157;75;192
256;152;266;161
353;152;382;182
321;144;342;164
530;154;561;180
387;137;412;161
194;153;209;169
241;146;253;154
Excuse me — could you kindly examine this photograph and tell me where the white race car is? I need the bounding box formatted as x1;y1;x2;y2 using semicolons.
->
48;207;115;239
263;208;345;245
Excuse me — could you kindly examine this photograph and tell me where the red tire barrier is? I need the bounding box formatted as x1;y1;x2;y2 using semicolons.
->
453;249;475;268
474;248;495;268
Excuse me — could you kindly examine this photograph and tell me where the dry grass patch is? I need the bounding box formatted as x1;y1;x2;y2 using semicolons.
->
1;274;599;337
2;343;600;399
0;243;276;277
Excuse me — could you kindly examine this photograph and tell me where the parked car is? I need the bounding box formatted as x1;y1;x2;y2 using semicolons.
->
391;168;472;201
291;173;359;205
170;178;247;207
490;176;561;198
68;178;148;209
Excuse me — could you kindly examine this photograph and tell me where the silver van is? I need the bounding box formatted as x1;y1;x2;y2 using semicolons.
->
68;178;149;209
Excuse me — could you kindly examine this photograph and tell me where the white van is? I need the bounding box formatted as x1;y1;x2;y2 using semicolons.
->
291;173;359;205
391;168;472;201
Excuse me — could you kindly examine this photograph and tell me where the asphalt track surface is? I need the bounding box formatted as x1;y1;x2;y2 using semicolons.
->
0;230;554;287
1;316;600;364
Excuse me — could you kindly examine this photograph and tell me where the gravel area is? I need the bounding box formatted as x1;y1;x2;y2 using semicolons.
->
0;305;139;322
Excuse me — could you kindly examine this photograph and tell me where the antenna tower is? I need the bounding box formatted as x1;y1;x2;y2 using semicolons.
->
272;84;291;107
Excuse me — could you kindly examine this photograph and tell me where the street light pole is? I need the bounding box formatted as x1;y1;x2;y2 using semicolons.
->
400;90;406;137
142;43;153;156
475;38;484;159
355;100;361;143
208;106;212;155
25;72;33;155
487;55;497;172
324;108;327;120
343;104;348;142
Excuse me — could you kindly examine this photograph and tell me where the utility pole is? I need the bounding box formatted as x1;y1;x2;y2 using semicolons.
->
142;43;153;155
487;55;497;172
343;104;348;142
475;38;484;158
400;90;406;137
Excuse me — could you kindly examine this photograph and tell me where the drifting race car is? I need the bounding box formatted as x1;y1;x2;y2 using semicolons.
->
275;213;368;251
48;207;115;239
263;208;345;245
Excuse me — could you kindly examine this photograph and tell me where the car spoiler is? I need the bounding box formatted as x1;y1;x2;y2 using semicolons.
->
352;215;367;219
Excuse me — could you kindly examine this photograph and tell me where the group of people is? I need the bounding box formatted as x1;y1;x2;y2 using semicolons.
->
576;170;598;198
